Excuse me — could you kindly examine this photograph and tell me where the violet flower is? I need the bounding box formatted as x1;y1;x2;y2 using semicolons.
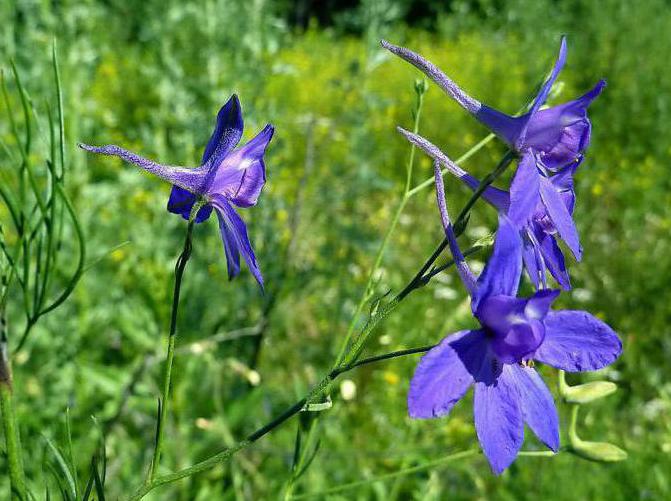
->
398;128;575;289
408;162;622;474
381;37;605;171
80;95;272;287
382;37;604;272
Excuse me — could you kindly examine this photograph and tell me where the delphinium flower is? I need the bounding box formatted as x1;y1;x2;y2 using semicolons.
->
382;37;605;289
80;95;273;287
408;162;622;474
398;129;575;289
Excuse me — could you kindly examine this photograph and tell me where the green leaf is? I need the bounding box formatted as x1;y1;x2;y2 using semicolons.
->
43;435;77;500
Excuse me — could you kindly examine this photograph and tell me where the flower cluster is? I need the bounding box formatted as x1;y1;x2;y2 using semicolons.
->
78;37;623;477
384;37;622;473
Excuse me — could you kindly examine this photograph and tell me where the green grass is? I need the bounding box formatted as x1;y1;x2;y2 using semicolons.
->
1;0;670;499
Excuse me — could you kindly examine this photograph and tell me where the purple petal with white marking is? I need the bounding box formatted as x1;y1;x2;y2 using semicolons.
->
202;94;244;164
208;125;273;207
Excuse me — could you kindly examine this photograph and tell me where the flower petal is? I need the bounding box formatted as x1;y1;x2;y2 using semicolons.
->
474;366;524;475
535;311;622;372
202;94;244;164
508;151;541;226
216;208;241;280
475;106;523;147
537;232;571;290
209;125;274;207
525;289;560;320
408;330;488;419
526;81;605;169
539;175;582;260
167;186;213;222
517;37;567;147
79;143;206;192
473;215;522;310
506;364;559;452
212;195;263;288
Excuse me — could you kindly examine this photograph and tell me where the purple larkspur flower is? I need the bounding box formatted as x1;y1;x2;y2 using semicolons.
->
381;37;605;171
79;95;272;287
398;129;576;289
408;163;622;474
382;37;604;274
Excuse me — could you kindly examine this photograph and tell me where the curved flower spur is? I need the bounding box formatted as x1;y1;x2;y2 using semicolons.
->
79;95;273;287
383;37;605;290
408;162;622;474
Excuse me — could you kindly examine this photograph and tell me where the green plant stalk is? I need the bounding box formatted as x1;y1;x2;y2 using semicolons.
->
289;448;555;499
0;384;26;500
148;215;197;483
333;85;426;366
0;326;27;500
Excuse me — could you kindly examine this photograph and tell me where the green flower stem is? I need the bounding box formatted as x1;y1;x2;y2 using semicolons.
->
0;323;27;500
0;384;26;500
333;84;426;366
148;217;196;483
288;448;556;499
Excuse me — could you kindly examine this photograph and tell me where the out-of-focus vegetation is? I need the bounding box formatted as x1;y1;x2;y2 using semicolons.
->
1;0;670;498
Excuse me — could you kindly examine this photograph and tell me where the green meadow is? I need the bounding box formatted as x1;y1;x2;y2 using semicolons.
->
1;0;669;499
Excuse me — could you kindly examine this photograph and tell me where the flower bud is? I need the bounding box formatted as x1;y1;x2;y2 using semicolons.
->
570;440;628;463
562;381;617;404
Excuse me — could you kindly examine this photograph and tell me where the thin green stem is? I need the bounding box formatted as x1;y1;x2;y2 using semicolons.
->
0;315;27;500
148;219;196;482
395;151;513;302
334;85;425;366
0;385;26;500
290;449;479;499
289;448;556;499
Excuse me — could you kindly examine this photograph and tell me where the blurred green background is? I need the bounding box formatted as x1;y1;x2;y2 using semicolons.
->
1;0;670;499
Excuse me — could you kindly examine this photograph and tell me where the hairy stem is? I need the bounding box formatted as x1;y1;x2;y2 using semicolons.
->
148;219;195;482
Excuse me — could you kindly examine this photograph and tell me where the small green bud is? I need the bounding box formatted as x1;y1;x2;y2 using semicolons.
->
414;78;429;96
303;395;332;412
570;440;628;463
473;233;495;249
562;381;618;404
